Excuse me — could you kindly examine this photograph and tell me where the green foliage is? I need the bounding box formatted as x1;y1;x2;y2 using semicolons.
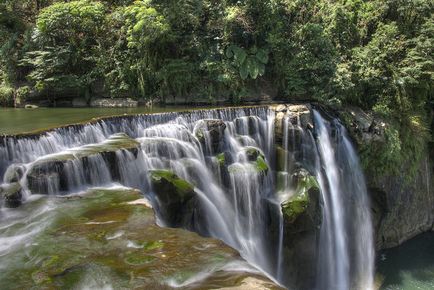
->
15;85;31;104
225;45;269;80
36;0;105;44
19;1;106;98
0;83;14;106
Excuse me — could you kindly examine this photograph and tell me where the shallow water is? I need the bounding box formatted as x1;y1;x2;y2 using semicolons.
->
377;232;434;290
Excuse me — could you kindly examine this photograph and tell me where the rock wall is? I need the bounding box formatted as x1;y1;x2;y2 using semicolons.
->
340;106;434;250
369;157;434;249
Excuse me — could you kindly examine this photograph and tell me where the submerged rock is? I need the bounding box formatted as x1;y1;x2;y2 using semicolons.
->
0;182;23;208
3;164;25;183
149;170;197;227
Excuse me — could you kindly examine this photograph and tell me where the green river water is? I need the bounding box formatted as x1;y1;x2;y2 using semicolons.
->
0;106;199;135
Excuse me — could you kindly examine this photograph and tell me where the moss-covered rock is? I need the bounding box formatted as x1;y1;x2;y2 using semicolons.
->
281;171;320;226
237;147;269;174
216;152;226;166
149;170;197;227
269;168;322;289
244;146;262;161
149;170;194;200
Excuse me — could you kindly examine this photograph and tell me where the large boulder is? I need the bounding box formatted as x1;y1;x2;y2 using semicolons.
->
269;168;322;289
194;119;226;154
281;170;321;231
149;170;198;228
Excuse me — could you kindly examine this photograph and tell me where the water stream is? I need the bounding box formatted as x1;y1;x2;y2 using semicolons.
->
0;106;375;289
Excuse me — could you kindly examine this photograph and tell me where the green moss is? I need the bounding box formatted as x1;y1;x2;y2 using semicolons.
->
143;240;164;250
255;156;268;172
276;146;287;172
216;153;225;166
282;175;319;223
149;170;194;196
359;117;429;183
124;254;155;266
282;194;309;224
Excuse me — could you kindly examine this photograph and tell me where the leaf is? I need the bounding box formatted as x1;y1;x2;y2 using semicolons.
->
225;46;234;58
249;59;260;79
257;62;265;76
233;47;247;66
255;49;269;64
239;60;249;80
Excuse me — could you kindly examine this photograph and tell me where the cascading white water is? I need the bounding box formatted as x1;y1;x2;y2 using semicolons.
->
313;110;374;290
314;111;351;290
0;106;374;289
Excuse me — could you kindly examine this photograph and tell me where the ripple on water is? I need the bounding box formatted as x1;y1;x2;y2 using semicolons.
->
377;232;434;290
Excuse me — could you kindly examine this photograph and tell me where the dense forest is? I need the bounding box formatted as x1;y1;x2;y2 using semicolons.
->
0;0;433;176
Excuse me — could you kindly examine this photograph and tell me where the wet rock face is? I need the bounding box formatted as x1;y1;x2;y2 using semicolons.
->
273;104;312;148
194;119;227;154
339;106;386;145
339;106;434;250
369;158;434;250
149;170;198;228
234;116;262;135
277;169;322;289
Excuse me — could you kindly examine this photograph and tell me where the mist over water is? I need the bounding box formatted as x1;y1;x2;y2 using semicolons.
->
0;106;374;289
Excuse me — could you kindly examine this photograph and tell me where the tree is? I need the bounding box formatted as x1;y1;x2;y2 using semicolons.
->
21;0;106;102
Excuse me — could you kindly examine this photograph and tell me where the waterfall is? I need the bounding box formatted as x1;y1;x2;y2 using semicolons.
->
0;106;374;289
313;110;374;290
